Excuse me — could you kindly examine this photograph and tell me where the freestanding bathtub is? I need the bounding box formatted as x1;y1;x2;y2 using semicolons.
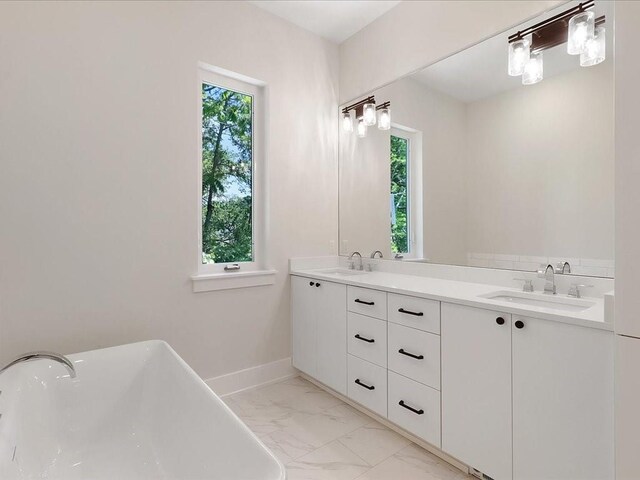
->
0;340;286;479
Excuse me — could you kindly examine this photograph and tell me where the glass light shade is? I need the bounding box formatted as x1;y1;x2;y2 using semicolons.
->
377;107;391;130
522;51;543;85
567;10;595;55
363;103;376;126
342;111;353;132
580;26;606;67
356;117;367;138
508;38;531;76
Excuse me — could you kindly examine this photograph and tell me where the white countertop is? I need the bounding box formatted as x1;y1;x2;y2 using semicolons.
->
291;268;611;331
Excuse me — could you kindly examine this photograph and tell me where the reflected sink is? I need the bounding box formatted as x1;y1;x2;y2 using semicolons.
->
319;268;369;277
479;291;595;312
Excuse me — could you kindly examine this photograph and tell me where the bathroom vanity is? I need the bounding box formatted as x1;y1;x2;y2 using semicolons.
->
290;265;613;480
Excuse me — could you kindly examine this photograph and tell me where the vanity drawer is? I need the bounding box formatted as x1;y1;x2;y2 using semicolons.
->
347;312;387;368
347;354;387;417
388;293;440;334
388;371;441;448
348;286;387;320
388;323;440;389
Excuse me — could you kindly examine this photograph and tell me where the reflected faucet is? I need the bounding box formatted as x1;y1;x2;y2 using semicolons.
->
348;251;363;271
370;250;383;259
557;261;571;274
538;264;557;295
0;351;76;378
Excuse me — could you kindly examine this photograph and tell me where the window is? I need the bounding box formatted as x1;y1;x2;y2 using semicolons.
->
201;78;254;266
193;66;274;291
390;127;422;259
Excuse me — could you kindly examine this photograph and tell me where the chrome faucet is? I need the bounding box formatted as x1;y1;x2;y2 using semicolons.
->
0;351;76;378
538;264;556;295
370;250;383;259
348;251;363;271
557;261;571;274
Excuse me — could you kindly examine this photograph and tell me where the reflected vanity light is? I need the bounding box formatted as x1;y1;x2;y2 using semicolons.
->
581;25;606;66
522;51;543;85
356;117;367;138
506;1;605;86
341;95;391;138
376;102;391;131
363;102;376;126
508;38;530;76
342;111;354;132
568;10;595;55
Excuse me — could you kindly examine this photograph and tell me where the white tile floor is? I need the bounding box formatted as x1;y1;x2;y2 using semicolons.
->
226;376;471;480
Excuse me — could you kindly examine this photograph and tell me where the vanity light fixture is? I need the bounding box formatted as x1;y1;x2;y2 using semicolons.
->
567;10;595;55
522;51;543;85
342;96;392;138
342;110;354;132
377;102;391;131
363;102;377;126
580;25;606;66
356;117;367;138
508;37;531;76
507;1;605;85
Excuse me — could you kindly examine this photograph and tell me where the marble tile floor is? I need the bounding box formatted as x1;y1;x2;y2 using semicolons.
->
226;376;471;480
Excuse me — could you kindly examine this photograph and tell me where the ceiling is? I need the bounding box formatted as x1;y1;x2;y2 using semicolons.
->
412;1;613;103
249;1;401;44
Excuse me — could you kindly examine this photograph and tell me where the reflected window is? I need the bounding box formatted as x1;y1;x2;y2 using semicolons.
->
390;133;410;254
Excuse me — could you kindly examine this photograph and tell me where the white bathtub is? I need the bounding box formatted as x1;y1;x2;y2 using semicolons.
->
0;340;286;480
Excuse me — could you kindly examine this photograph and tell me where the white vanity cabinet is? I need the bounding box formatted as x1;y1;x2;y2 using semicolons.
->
291;275;347;395
441;303;513;480
442;303;614;480
511;315;614;480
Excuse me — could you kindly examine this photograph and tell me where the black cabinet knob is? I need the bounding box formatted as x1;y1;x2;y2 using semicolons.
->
496;317;505;325
315;282;320;287
309;281;314;286
515;320;525;329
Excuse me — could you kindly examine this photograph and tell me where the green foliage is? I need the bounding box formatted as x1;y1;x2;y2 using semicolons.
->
201;84;253;264
390;135;409;254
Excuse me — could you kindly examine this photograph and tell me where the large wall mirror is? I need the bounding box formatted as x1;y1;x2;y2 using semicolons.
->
339;1;614;278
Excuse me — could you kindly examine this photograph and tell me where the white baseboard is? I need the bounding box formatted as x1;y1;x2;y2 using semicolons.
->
205;357;297;397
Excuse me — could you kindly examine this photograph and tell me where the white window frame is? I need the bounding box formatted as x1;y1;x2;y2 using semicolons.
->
390;126;423;260
192;63;275;292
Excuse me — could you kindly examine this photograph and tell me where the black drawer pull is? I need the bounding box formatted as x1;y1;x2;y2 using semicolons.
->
399;400;424;415
354;378;375;390
354;299;375;306
398;348;424;360
354;334;375;343
398;308;424;317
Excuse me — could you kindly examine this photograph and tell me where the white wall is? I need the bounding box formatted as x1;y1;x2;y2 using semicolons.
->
339;0;564;103
466;62;614;270
614;2;640;478
0;1;339;379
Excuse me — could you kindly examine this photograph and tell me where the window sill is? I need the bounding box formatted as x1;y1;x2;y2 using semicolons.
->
190;269;277;293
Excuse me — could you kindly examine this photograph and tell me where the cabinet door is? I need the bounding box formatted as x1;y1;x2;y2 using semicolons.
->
441;303;512;480
512;316;614;480
291;276;318;376
316;280;347;394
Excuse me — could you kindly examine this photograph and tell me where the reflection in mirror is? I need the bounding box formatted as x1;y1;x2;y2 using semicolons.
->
339;1;614;278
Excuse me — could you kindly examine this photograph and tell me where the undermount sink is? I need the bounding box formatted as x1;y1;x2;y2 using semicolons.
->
319;267;369;277
479;290;595;312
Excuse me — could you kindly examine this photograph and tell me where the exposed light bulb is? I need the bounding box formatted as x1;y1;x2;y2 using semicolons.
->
568;10;595;55
581;25;606;67
377;107;391;130
522;51;543;85
356;117;367;138
508;38;530;76
363;103;376;126
342;111;353;132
